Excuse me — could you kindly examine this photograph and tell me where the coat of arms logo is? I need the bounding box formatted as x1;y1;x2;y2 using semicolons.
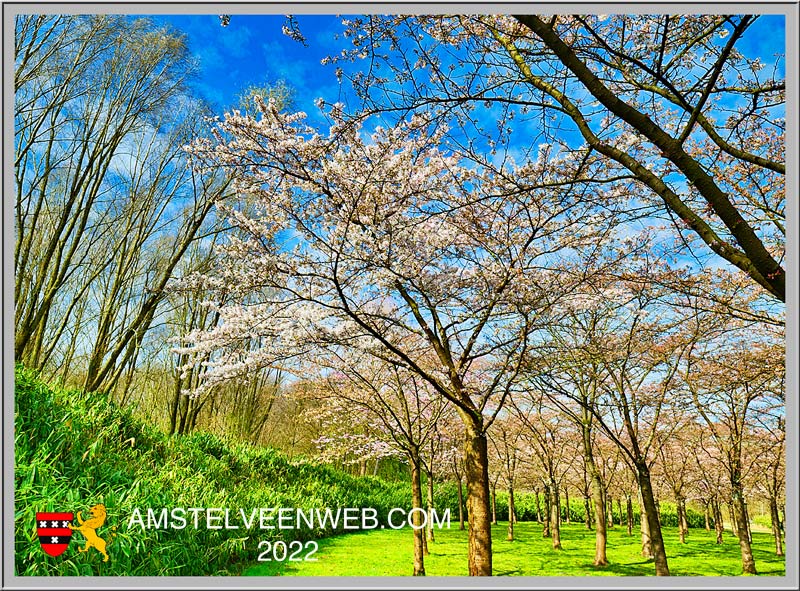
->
35;512;73;557
36;504;116;561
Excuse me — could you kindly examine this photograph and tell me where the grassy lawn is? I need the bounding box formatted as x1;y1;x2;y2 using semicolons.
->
244;522;785;577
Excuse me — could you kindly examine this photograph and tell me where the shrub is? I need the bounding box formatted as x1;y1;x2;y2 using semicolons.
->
14;366;409;576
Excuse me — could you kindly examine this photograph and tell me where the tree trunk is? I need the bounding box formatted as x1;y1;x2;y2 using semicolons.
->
457;476;465;531
462;419;492;576
677;495;688;543
589;479;606;561
728;500;738;537
177;387;190;435
731;483;757;574
534;487;543;523
117;354;138;407
410;454;426;576
626;495;633;536
769;494;783;556
606;489;614;528
640;491;653;558
564;486;571;523
187;396;204;433
681;498;689;538
507;483;515;541
550;478;562;550
58;302;84;385
582;422;607;565
168;367;183;436
713;498;724;544
426;468;435;543
584;494;592;530
743;500;753;543
491;483;497;525
704;501;711;531
542;483;551;537
637;465;670;575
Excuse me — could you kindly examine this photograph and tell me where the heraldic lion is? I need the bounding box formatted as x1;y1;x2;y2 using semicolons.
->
69;504;111;561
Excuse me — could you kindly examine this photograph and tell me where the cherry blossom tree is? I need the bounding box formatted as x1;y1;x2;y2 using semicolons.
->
329;14;785;301
515;397;573;550
488;413;527;541
654;412;702;544
690;427;729;544
305;348;446;576
692;424;730;544
519;248;669;567
683;321;784;575
752;417;785;556
596;437;626;532
524;297;614;564
179;98;622;574
536;273;693;575
586;287;692;576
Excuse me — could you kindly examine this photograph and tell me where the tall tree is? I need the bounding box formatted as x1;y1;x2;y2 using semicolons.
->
179;100;617;575
544;274;693;576
683;321;784;574
330;14;784;300
14;15;231;395
311;352;446;576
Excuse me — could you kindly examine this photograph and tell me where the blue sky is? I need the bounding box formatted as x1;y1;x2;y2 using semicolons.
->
150;14;348;119
148;13;786;121
148;13;786;286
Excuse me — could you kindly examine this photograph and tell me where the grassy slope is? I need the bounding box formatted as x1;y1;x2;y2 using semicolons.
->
15;367;785;578
245;522;786;577
14;367;410;576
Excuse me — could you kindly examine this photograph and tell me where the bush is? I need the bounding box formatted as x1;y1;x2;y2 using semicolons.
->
14;366;409;576
656;501;705;528
438;485;709;531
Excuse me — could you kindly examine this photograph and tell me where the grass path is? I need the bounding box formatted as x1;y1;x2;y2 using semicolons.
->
244;522;785;577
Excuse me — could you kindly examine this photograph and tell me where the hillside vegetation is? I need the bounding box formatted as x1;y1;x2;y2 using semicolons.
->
12;366;750;577
14;367;410;576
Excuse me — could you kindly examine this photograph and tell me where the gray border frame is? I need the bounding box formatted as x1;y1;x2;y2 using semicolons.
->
3;2;797;589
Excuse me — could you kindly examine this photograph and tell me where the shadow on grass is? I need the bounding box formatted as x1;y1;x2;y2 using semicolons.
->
593;560;655;576
245;523;786;577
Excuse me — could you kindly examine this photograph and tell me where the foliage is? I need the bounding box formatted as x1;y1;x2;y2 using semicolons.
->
14;366;409;576
14;14;228;395
333;14;786;301
13;11;786;579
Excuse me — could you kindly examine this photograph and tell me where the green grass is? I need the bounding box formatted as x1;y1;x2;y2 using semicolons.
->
15;366;786;578
14;366;410;576
244;522;786;577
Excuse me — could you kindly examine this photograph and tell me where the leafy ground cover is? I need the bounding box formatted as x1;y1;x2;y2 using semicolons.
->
15;366;784;578
14;367;409;576
245;522;786;577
